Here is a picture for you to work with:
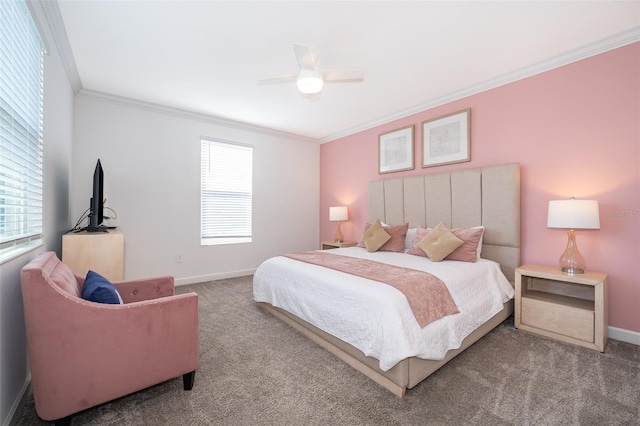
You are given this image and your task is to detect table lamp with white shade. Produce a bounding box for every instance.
[547,198,600,274]
[329,206,348,243]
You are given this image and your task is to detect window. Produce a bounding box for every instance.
[0,1,45,261]
[201,139,253,245]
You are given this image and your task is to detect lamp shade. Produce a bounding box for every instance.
[329,206,348,222]
[547,199,600,229]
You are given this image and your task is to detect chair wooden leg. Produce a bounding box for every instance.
[54,415,72,426]
[183,371,195,390]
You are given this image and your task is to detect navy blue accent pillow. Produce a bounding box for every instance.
[82,270,123,304]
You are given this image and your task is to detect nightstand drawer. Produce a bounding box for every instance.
[521,297,594,342]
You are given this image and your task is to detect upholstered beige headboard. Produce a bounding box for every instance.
[368,163,520,282]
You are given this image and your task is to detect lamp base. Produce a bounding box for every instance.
[559,229,586,274]
[333,222,344,243]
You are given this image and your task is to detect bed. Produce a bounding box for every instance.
[253,162,520,397]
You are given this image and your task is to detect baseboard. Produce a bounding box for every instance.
[3,375,31,426]
[174,268,256,286]
[609,326,640,346]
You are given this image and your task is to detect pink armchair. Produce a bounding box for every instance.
[20,251,199,425]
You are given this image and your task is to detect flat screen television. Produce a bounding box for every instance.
[87,159,105,232]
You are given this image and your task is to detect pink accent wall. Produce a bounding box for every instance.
[320,43,640,333]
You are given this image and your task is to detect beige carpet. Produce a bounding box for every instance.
[17,276,640,425]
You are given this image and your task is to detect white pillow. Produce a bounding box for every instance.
[473,226,485,258]
[404,227,417,252]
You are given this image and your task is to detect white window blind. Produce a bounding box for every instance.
[201,139,253,245]
[0,0,45,258]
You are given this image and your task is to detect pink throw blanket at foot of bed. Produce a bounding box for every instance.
[283,251,459,327]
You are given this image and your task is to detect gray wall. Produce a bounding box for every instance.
[72,94,320,283]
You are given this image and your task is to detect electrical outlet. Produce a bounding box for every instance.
[176,253,183,263]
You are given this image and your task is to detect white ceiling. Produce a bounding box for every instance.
[55,1,640,141]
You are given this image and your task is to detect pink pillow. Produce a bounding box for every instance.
[406,227,430,257]
[407,226,484,262]
[446,227,484,262]
[358,222,409,253]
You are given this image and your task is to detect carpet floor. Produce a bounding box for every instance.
[16,276,640,425]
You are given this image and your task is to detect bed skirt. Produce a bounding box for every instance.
[257,299,514,397]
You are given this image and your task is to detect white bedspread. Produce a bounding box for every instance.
[253,247,514,371]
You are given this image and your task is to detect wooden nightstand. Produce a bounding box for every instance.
[321,241,357,250]
[515,264,608,352]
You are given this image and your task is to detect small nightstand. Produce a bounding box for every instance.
[515,264,608,352]
[321,241,357,250]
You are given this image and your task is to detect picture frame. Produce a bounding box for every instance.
[378,125,414,174]
[422,109,470,168]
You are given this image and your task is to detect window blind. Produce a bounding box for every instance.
[0,0,45,256]
[201,139,253,245]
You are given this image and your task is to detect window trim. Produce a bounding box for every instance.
[200,137,253,246]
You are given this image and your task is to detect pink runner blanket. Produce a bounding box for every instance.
[283,251,459,328]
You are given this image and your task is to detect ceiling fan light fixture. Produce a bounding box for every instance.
[296,71,323,94]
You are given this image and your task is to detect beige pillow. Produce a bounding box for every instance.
[407,225,484,262]
[357,222,408,252]
[362,219,391,252]
[406,226,431,257]
[417,222,463,261]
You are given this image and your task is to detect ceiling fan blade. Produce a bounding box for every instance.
[293,44,317,71]
[257,75,297,85]
[322,69,365,82]
[258,45,365,95]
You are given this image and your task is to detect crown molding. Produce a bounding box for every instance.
[28,1,640,145]
[319,26,640,144]
[37,0,83,94]
[77,89,319,144]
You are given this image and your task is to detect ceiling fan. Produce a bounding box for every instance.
[258,44,365,97]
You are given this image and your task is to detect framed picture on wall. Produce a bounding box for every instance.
[378,125,414,174]
[422,109,470,168]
